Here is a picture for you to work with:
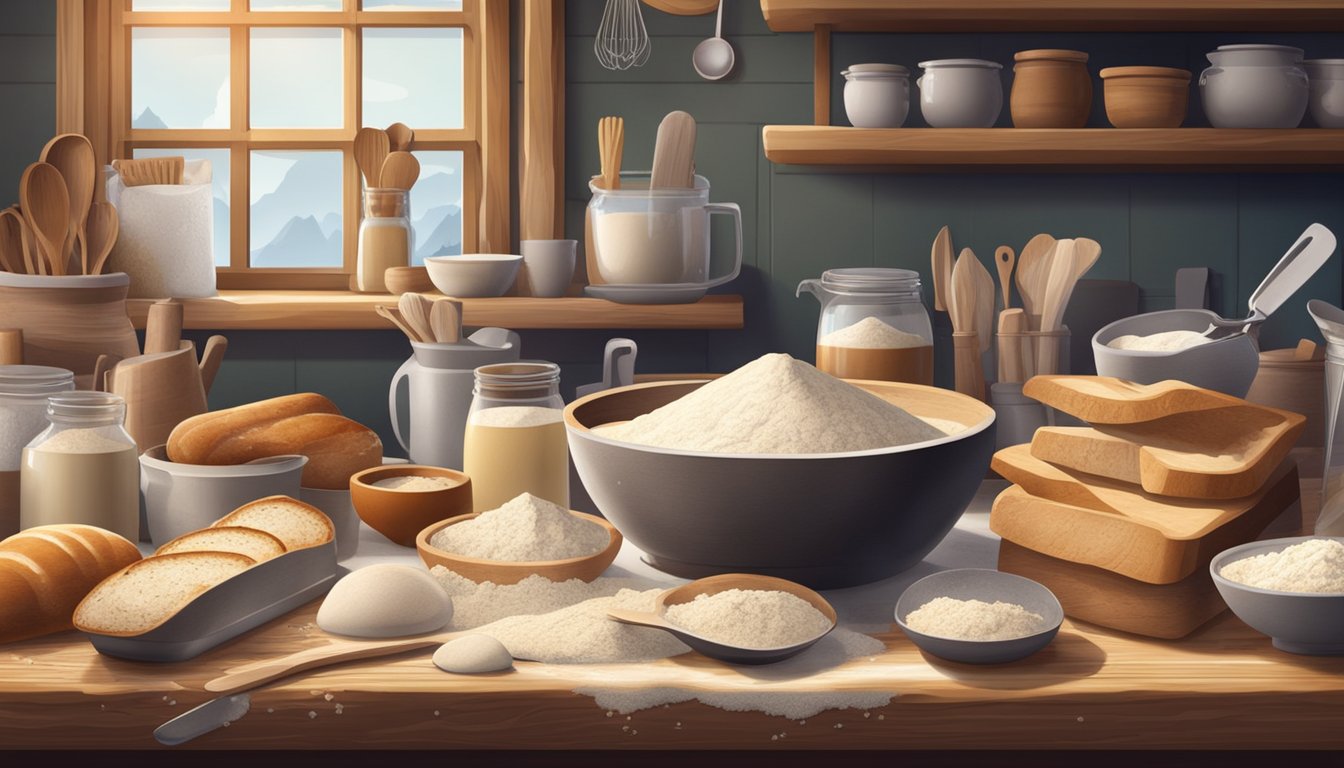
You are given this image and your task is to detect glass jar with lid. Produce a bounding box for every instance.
[0,365,75,537]
[461,362,569,513]
[356,188,413,293]
[797,268,934,385]
[20,391,139,540]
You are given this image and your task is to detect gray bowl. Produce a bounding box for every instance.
[565,380,996,589]
[1092,309,1260,397]
[895,568,1063,664]
[1211,536,1344,655]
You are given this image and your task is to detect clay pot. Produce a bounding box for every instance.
[0,272,140,389]
[1100,66,1191,128]
[1011,49,1092,128]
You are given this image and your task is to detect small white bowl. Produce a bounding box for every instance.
[424,254,522,298]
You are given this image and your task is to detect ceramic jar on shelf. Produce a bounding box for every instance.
[1099,66,1191,128]
[917,59,1004,128]
[1305,59,1344,128]
[1200,44,1308,128]
[1010,49,1092,128]
[842,64,910,128]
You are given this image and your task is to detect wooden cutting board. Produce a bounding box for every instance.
[990,454,1301,584]
[1029,403,1304,499]
[1023,375,1249,424]
[997,540,1227,640]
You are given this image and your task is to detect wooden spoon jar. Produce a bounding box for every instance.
[1011,49,1092,128]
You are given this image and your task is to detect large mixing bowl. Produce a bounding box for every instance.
[1092,309,1260,398]
[565,379,996,589]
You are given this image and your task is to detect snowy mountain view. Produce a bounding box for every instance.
[249,151,343,268]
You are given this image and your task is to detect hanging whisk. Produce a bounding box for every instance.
[595,0,651,71]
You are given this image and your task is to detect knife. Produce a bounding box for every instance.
[154,693,251,746]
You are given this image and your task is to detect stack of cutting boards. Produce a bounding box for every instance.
[990,375,1307,639]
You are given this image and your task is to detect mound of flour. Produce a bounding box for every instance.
[596,353,943,454]
[1219,539,1344,593]
[1108,330,1212,352]
[820,317,926,349]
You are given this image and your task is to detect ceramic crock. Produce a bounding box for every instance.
[1200,44,1308,128]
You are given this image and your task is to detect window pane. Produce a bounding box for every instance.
[363,0,463,9]
[250,151,343,268]
[362,28,463,129]
[251,0,341,9]
[250,29,343,129]
[131,28,229,129]
[134,148,231,267]
[132,0,230,9]
[409,151,463,264]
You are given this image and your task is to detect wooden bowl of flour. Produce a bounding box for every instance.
[350,465,472,547]
[415,510,622,585]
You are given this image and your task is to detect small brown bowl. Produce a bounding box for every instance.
[1100,66,1191,128]
[416,510,622,585]
[350,465,472,546]
[384,266,436,295]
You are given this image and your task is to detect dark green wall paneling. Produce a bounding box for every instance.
[6,2,1344,446]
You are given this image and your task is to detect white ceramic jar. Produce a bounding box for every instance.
[1200,44,1308,128]
[1306,59,1344,128]
[917,59,1004,128]
[842,64,910,128]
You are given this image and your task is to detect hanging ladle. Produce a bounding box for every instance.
[691,0,734,80]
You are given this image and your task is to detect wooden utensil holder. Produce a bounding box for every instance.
[0,273,140,388]
[996,327,1070,382]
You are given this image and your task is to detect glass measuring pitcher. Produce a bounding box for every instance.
[797,268,934,385]
[1311,299,1344,535]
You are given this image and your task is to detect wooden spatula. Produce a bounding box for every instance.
[1015,233,1056,330]
[379,151,420,191]
[930,225,953,313]
[20,162,70,276]
[85,202,119,275]
[398,292,435,343]
[385,122,414,152]
[40,134,95,272]
[354,127,391,189]
[649,110,696,189]
[949,249,985,401]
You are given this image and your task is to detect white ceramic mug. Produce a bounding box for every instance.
[521,239,578,297]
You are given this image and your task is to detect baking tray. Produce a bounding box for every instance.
[85,540,342,662]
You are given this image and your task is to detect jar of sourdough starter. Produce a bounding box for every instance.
[797,268,934,384]
[357,188,412,293]
[0,365,75,538]
[462,362,569,513]
[20,391,139,540]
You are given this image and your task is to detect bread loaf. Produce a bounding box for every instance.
[73,552,255,637]
[166,393,382,489]
[0,525,142,644]
[212,495,334,551]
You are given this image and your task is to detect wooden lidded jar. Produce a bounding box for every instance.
[1011,49,1092,128]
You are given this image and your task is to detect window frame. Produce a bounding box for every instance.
[67,0,509,291]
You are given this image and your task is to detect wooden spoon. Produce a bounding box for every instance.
[385,122,414,152]
[40,134,95,273]
[429,297,462,343]
[397,292,435,343]
[995,245,1016,310]
[649,110,696,189]
[20,162,71,276]
[354,127,390,188]
[1015,233,1057,330]
[949,249,986,401]
[0,208,30,274]
[375,304,424,343]
[930,225,952,313]
[84,202,119,275]
[379,151,420,191]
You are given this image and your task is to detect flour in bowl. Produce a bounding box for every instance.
[663,589,834,649]
[819,317,926,349]
[373,475,459,491]
[430,492,608,562]
[1219,539,1344,593]
[1108,330,1213,352]
[903,597,1048,641]
[596,353,944,454]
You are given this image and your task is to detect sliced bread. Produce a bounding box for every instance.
[73,552,254,637]
[156,526,287,562]
[211,495,334,551]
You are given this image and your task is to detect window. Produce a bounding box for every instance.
[98,0,506,290]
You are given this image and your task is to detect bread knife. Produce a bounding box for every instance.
[154,693,250,746]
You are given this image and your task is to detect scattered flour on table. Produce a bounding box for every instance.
[470,406,562,428]
[431,566,659,629]
[430,492,609,562]
[595,353,942,454]
[663,589,834,649]
[903,597,1048,641]
[1219,539,1344,593]
[1107,330,1213,352]
[819,317,926,349]
[373,475,458,491]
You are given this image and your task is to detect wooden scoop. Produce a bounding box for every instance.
[20,162,71,276]
[379,151,420,191]
[40,133,95,272]
[354,127,390,188]
[84,201,119,275]
[606,573,837,665]
[385,122,414,152]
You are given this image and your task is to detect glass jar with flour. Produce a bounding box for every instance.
[356,188,413,293]
[462,362,568,513]
[0,366,75,538]
[20,391,139,540]
[797,268,934,385]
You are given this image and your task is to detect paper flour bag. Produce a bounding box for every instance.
[106,158,216,298]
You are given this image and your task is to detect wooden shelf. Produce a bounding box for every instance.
[126,292,744,331]
[759,0,1344,32]
[762,126,1344,171]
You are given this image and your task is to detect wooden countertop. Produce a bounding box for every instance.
[2,478,1341,751]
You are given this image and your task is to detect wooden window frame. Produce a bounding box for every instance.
[62,0,511,292]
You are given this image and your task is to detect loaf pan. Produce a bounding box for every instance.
[85,540,341,662]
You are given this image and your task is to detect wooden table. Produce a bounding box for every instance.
[2,479,1341,751]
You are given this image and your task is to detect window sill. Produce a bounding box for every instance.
[126,291,744,331]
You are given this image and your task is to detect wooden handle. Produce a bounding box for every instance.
[0,329,22,365]
[198,335,228,394]
[995,246,1015,310]
[997,310,1027,384]
[204,635,451,696]
[953,331,985,401]
[1035,332,1063,376]
[144,300,183,355]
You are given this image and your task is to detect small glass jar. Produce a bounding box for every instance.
[798,268,934,385]
[20,391,139,540]
[461,362,569,514]
[0,365,75,537]
[357,188,413,293]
